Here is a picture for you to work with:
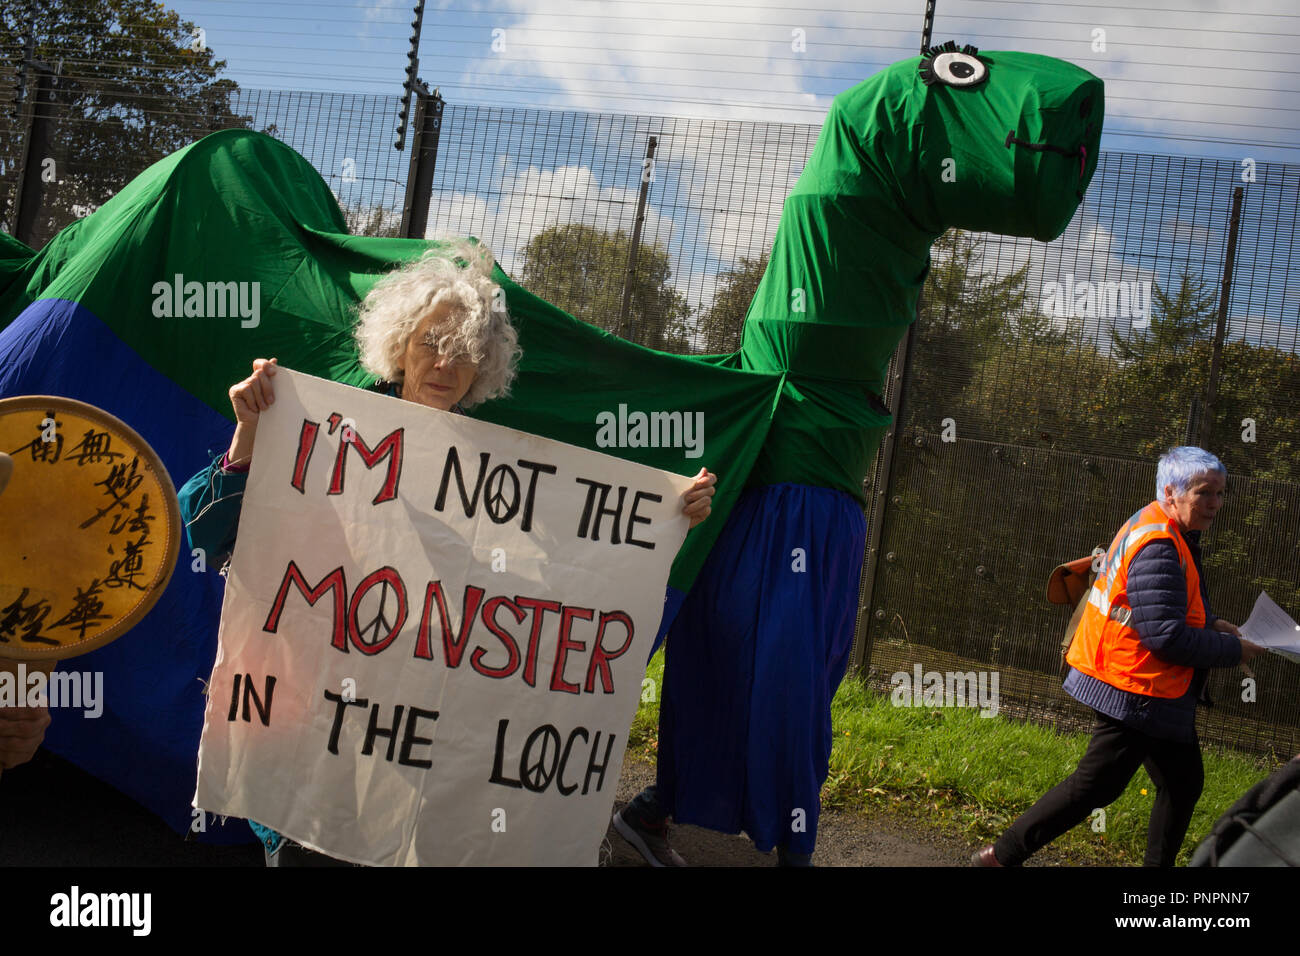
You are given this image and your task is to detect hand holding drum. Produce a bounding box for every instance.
[0,397,182,773]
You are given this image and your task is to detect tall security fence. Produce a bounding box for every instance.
[4,72,1298,757]
[0,62,415,247]
[855,153,1300,758]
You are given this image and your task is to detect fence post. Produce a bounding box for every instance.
[400,88,444,240]
[921,0,937,51]
[13,65,58,249]
[849,0,940,675]
[618,136,657,341]
[1198,185,1244,449]
[1184,395,1201,446]
[849,301,920,674]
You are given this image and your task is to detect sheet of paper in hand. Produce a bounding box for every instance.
[1240,591,1300,664]
[194,368,693,864]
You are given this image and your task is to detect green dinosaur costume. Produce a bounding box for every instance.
[628,43,1102,856]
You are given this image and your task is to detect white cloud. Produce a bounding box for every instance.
[411,1,1299,161]
[420,160,673,278]
[448,1,914,122]
[361,0,405,22]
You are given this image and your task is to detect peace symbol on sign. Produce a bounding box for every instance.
[357,580,395,645]
[520,724,562,792]
[347,567,408,654]
[484,464,520,524]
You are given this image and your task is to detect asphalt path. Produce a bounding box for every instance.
[0,747,1048,867]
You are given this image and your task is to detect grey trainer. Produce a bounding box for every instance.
[613,807,687,867]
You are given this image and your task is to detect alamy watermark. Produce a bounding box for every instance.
[890,664,1000,717]
[151,273,261,328]
[595,404,704,459]
[49,885,150,935]
[1040,274,1150,328]
[0,664,103,718]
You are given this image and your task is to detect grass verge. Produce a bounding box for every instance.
[627,651,1285,865]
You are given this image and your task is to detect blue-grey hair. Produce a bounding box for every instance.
[1155,446,1226,499]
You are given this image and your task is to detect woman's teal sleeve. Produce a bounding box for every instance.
[177,453,249,570]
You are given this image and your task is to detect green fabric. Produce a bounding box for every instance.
[0,47,1102,592]
[0,230,37,321]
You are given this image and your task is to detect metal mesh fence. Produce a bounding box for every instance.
[425,103,1300,757]
[859,152,1300,757]
[231,89,411,238]
[3,69,1298,756]
[428,104,815,353]
[0,75,409,247]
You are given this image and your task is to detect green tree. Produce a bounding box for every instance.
[1101,268,1300,480]
[342,202,402,238]
[1099,268,1219,461]
[1109,268,1216,364]
[1206,341,1300,481]
[963,322,1112,450]
[695,254,766,354]
[519,222,691,353]
[1,0,253,240]
[908,228,1032,436]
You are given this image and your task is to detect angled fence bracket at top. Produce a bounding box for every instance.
[400,88,445,241]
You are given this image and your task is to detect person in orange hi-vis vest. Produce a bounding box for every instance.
[973,446,1265,867]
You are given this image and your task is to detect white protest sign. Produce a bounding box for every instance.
[195,368,692,865]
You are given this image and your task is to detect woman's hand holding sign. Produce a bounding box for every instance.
[682,468,717,529]
[226,357,279,468]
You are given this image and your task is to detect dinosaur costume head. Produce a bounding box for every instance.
[898,43,1102,241]
[739,44,1104,494]
[780,42,1104,254]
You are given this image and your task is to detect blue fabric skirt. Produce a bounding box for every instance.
[655,482,866,855]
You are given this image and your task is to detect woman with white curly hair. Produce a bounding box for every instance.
[234,238,520,460]
[179,238,717,865]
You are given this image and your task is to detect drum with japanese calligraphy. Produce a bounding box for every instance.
[0,395,182,662]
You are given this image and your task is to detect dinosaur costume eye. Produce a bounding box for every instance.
[919,42,988,88]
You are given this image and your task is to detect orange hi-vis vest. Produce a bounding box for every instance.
[1066,501,1206,698]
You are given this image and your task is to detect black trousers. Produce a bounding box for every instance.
[995,710,1204,867]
